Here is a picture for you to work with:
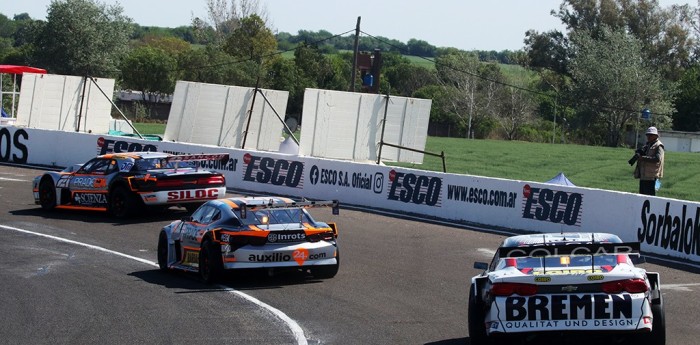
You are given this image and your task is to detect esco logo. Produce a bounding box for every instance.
[242,153,304,188]
[521,184,583,226]
[98,137,158,155]
[387,169,442,206]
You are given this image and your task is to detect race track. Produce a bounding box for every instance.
[1,164,698,345]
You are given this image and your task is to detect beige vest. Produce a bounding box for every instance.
[634,140,664,180]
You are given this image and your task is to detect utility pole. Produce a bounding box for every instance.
[349,16,361,92]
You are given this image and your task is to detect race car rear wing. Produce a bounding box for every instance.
[240,199,340,219]
[167,153,230,162]
[166,153,229,172]
[497,242,641,258]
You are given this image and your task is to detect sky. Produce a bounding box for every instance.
[0,0,695,51]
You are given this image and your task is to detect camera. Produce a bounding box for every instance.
[628,149,644,166]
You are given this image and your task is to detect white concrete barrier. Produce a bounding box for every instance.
[1,125,698,267]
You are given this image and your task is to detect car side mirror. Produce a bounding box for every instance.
[474,262,489,270]
[181,216,193,222]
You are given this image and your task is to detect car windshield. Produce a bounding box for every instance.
[133,158,194,171]
[239,208,313,225]
[496,254,629,273]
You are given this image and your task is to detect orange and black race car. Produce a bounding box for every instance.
[32,151,229,218]
[157,196,339,283]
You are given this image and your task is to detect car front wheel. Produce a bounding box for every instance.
[38,178,56,211]
[157,231,169,271]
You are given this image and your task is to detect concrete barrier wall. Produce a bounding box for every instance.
[2,125,698,267]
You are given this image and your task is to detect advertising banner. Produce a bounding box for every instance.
[1,125,697,266]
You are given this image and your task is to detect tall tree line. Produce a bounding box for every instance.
[2,0,700,147]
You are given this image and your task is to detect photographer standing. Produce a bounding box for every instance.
[631,127,665,196]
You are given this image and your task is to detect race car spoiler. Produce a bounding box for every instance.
[167,153,230,163]
[498,242,641,258]
[240,199,340,219]
[166,153,229,172]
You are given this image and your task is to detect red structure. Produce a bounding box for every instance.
[0,65,47,75]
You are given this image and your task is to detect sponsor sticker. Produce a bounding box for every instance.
[73,192,108,206]
[504,294,634,322]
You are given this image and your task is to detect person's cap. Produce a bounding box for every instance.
[645,126,658,135]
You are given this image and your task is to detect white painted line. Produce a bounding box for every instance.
[478,248,496,257]
[0,177,27,182]
[0,224,308,345]
[661,283,700,292]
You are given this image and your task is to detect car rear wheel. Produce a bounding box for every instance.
[311,252,339,279]
[468,284,489,345]
[199,238,223,284]
[38,178,56,211]
[157,231,169,271]
[109,186,135,218]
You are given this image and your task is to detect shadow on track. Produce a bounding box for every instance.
[424,338,469,345]
[10,206,191,225]
[129,268,325,292]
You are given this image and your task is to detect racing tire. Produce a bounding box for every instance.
[638,295,666,345]
[199,238,223,284]
[109,186,136,218]
[311,252,340,279]
[468,284,489,345]
[157,231,169,271]
[38,178,56,211]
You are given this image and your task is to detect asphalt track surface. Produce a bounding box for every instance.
[1,164,699,345]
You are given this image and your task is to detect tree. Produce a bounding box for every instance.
[0,13,16,39]
[176,45,257,86]
[495,84,536,140]
[524,29,570,75]
[194,0,268,46]
[223,14,276,62]
[414,85,465,136]
[527,0,694,81]
[435,51,504,138]
[138,35,191,55]
[384,63,438,97]
[267,57,308,117]
[406,39,436,57]
[34,0,133,77]
[120,46,177,97]
[673,65,700,131]
[567,26,671,146]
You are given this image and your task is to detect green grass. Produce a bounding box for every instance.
[133,122,166,135]
[134,128,699,202]
[403,55,435,69]
[388,137,700,202]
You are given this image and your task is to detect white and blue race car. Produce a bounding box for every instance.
[469,232,664,345]
[157,196,340,283]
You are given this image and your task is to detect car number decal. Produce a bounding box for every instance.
[120,162,133,172]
